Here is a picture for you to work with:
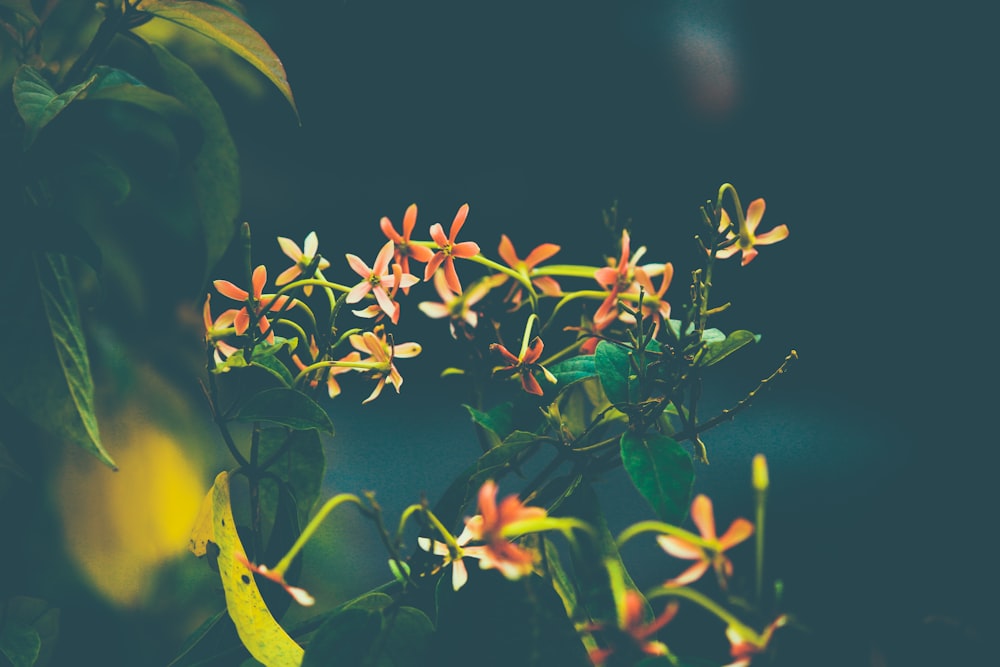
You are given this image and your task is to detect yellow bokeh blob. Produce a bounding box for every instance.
[57,405,206,607]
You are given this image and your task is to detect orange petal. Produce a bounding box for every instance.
[689,494,717,541]
[718,517,754,550]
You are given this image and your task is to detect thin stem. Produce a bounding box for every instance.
[614,520,708,551]
[272,494,367,574]
[646,585,763,646]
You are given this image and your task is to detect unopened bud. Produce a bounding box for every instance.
[752,453,769,492]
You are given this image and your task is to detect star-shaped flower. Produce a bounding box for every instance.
[346,240,419,323]
[348,326,421,403]
[497,234,561,307]
[275,231,331,296]
[715,198,789,266]
[423,203,481,293]
[491,335,557,396]
[657,494,754,588]
[380,204,435,291]
[592,230,667,330]
[291,337,361,399]
[417,271,492,338]
[213,265,294,344]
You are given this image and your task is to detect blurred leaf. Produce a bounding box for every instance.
[258,428,325,534]
[0,597,59,667]
[210,471,304,666]
[188,483,215,557]
[258,480,302,621]
[620,432,693,524]
[137,0,299,120]
[0,621,39,667]
[301,607,381,667]
[700,330,760,367]
[233,387,335,434]
[149,42,241,278]
[0,0,39,25]
[35,253,116,469]
[13,66,98,148]
[462,401,513,450]
[166,609,247,667]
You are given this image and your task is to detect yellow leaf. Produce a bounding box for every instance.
[188,484,215,557]
[211,471,304,667]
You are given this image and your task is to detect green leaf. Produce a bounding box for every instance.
[594,340,638,406]
[301,608,382,667]
[13,66,99,148]
[258,428,325,530]
[250,354,295,387]
[149,42,241,278]
[35,253,116,469]
[136,0,299,120]
[547,354,596,387]
[462,401,513,450]
[700,329,760,367]
[544,376,624,444]
[620,432,693,524]
[233,387,334,433]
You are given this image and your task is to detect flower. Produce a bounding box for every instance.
[588,590,678,666]
[723,615,788,667]
[490,335,557,396]
[417,527,486,592]
[496,234,561,307]
[348,325,421,403]
[346,240,419,323]
[657,494,754,588]
[465,479,547,579]
[202,294,240,364]
[234,551,315,606]
[417,479,544,588]
[275,231,331,296]
[417,270,491,338]
[628,262,674,335]
[715,198,789,266]
[380,204,435,289]
[592,230,668,330]
[213,265,294,344]
[423,203,481,293]
[291,337,361,399]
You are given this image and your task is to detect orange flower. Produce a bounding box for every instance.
[715,198,789,266]
[657,494,753,588]
[291,337,361,399]
[592,230,668,329]
[213,265,294,344]
[348,326,421,403]
[588,590,678,666]
[497,233,561,307]
[418,270,490,338]
[380,204,435,289]
[463,479,547,580]
[423,203,480,293]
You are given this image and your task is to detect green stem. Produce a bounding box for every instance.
[273,493,367,574]
[614,520,708,551]
[646,585,763,645]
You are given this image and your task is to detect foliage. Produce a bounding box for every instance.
[0,3,797,665]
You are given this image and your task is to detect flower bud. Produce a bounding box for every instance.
[752,453,769,492]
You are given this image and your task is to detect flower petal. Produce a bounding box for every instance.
[656,535,703,560]
[663,560,711,587]
[497,234,519,267]
[214,279,249,301]
[744,198,766,234]
[277,236,303,261]
[449,203,470,240]
[718,517,754,550]
[251,265,267,300]
[345,253,372,279]
[524,242,560,268]
[690,494,717,541]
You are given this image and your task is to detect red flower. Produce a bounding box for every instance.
[723,615,788,667]
[491,335,556,396]
[423,203,481,293]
